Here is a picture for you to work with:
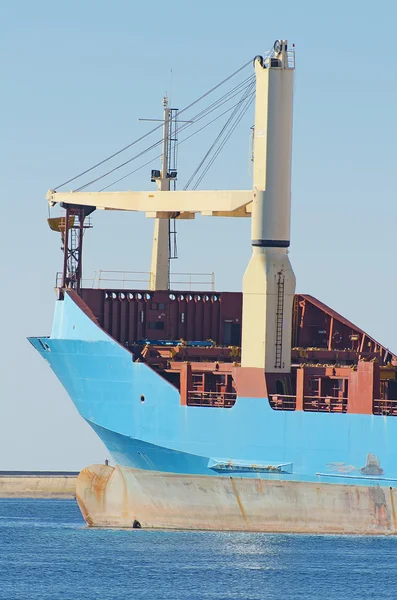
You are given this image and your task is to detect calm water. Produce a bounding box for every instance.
[0,499,397,599]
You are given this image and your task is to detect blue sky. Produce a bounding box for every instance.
[1,0,396,469]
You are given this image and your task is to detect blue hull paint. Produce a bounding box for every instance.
[29,293,397,486]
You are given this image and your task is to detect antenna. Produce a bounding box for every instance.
[139,99,182,288]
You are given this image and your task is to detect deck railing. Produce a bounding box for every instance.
[373,399,397,416]
[187,391,236,408]
[186,395,397,415]
[56,270,216,291]
[269,395,296,411]
[96,270,216,291]
[303,396,347,413]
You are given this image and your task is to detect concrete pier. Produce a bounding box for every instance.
[0,471,77,498]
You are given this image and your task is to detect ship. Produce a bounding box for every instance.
[29,40,397,534]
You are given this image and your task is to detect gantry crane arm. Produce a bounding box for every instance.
[46,189,253,218]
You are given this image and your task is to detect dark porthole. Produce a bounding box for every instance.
[140,395,145,403]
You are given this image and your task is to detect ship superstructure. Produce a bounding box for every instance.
[29,41,397,533]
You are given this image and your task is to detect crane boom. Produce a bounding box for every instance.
[46,189,253,218]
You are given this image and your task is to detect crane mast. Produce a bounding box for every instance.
[149,98,179,290]
[47,40,296,373]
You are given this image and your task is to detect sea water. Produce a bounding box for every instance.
[0,499,396,599]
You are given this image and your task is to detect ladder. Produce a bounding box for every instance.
[291,294,299,348]
[275,272,285,368]
[168,108,179,263]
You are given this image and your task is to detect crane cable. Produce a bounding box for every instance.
[193,90,255,189]
[98,92,255,192]
[74,74,255,192]
[52,58,255,191]
[184,79,255,190]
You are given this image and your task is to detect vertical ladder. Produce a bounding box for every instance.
[275,272,285,368]
[70,222,78,281]
[168,108,179,264]
[68,215,81,289]
[168,219,178,260]
[291,294,299,348]
[62,209,93,293]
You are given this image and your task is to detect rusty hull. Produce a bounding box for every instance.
[76,464,397,534]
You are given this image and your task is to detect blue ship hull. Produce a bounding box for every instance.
[29,293,397,532]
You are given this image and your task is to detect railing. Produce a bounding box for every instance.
[373,399,397,416]
[55,271,100,289]
[267,45,295,70]
[269,394,296,411]
[55,271,92,289]
[55,270,216,291]
[97,270,150,288]
[170,272,215,291]
[303,396,347,413]
[287,49,295,69]
[187,391,236,408]
[268,396,397,415]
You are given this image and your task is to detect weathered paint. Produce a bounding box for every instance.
[77,464,397,534]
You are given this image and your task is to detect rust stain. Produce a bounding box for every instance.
[76,492,93,526]
[120,467,133,522]
[76,465,397,534]
[230,478,248,525]
[92,474,108,501]
[370,486,390,530]
[76,465,115,525]
[390,487,397,532]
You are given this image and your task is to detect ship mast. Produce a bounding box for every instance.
[149,97,171,290]
[148,97,179,290]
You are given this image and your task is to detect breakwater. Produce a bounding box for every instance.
[0,472,77,498]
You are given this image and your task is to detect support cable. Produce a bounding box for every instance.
[98,95,254,191]
[52,58,254,191]
[74,75,255,192]
[184,80,255,190]
[193,90,255,189]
